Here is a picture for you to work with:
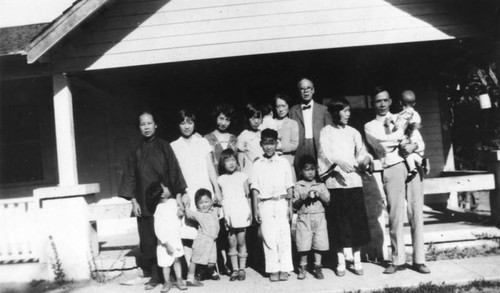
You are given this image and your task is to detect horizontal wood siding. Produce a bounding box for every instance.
[416,89,446,178]
[51,0,479,72]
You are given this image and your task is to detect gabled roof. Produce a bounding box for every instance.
[0,24,48,56]
[26,0,112,64]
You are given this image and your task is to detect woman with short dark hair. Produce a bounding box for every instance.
[318,98,372,277]
[119,111,187,290]
[204,103,238,175]
[273,93,299,180]
[171,108,223,283]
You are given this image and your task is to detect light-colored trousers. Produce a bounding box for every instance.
[259,199,294,273]
[383,162,425,265]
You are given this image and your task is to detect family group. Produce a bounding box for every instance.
[119,78,430,292]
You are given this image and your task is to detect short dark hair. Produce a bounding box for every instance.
[261,128,278,141]
[245,103,262,119]
[194,188,212,208]
[329,98,351,125]
[261,103,273,116]
[218,148,238,175]
[175,108,196,125]
[145,181,163,214]
[138,110,159,127]
[213,103,235,121]
[273,93,293,108]
[298,154,317,170]
[371,86,387,98]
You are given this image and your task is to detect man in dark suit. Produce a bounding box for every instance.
[289,78,333,175]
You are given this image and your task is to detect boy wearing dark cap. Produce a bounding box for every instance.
[251,128,294,282]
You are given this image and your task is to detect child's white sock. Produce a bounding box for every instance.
[337,252,346,270]
[353,250,362,270]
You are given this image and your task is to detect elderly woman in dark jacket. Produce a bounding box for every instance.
[119,111,187,290]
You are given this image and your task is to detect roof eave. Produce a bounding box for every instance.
[26,0,112,64]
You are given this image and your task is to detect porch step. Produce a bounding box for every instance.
[93,231,139,271]
[92,247,138,271]
[92,215,500,272]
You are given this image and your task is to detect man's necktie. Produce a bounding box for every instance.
[384,117,393,134]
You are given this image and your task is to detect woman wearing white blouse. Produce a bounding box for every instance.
[171,109,222,275]
[318,98,372,277]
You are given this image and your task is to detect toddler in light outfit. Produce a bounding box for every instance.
[184,189,220,287]
[146,182,186,292]
[293,155,330,280]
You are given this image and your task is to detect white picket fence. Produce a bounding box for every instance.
[0,197,39,263]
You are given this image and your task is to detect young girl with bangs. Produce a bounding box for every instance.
[217,148,252,281]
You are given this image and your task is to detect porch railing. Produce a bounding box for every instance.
[0,197,39,263]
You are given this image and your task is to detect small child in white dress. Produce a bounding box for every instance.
[146,181,186,292]
[217,148,252,281]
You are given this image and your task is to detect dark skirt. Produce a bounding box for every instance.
[137,216,157,259]
[327,187,371,248]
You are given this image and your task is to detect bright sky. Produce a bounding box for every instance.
[0,0,74,28]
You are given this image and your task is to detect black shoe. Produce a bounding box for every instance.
[278,271,289,281]
[313,265,324,279]
[297,266,306,280]
[238,269,246,281]
[412,263,431,274]
[406,170,418,183]
[210,273,220,281]
[229,270,239,282]
[144,279,159,290]
[383,264,406,274]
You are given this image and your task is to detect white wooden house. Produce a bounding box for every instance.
[1,0,499,281]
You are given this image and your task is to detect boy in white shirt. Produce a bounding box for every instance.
[251,128,294,282]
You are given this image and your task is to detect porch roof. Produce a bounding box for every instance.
[0,24,48,56]
[26,0,491,73]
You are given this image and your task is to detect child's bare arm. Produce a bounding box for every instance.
[244,179,252,219]
[252,188,261,223]
[317,184,330,205]
[206,153,222,203]
[286,186,293,221]
[184,201,197,220]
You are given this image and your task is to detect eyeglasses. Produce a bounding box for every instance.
[300,87,313,92]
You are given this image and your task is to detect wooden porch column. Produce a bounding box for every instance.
[31,74,99,281]
[52,73,78,186]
